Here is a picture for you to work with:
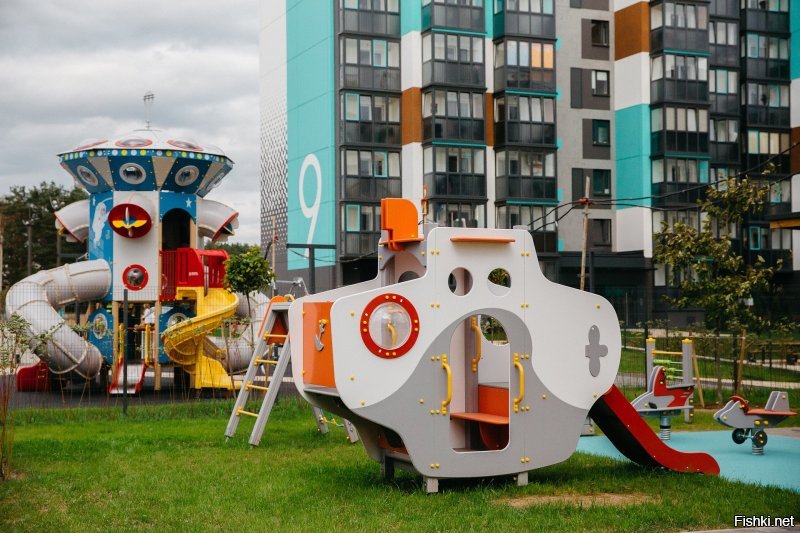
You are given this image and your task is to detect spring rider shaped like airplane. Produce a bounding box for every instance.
[288,199,718,492]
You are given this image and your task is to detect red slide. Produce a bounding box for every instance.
[589,385,719,475]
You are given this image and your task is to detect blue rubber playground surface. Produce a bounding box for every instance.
[577,431,800,493]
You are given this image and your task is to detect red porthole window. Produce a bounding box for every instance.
[360,293,420,359]
[122,264,148,291]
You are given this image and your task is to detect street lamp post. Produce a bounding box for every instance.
[51,199,65,267]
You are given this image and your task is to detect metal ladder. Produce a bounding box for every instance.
[224,300,359,446]
[225,301,294,446]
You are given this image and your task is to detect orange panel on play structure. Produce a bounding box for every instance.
[380,198,422,251]
[478,384,509,418]
[302,302,336,388]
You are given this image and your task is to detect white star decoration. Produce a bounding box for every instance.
[185,198,192,208]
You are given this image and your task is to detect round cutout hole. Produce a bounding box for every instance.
[487,268,511,296]
[448,268,472,295]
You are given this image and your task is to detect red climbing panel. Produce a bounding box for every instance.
[589,385,720,475]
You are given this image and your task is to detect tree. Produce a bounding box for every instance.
[223,246,275,346]
[204,241,255,259]
[0,315,52,480]
[654,176,779,403]
[0,182,88,289]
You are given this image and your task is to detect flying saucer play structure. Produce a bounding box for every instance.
[288,198,719,492]
[8,129,265,392]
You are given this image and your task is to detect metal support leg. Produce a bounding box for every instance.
[423,476,439,494]
[343,419,360,443]
[517,471,529,487]
[382,457,395,481]
[312,406,330,434]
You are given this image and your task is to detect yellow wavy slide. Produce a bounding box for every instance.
[161,287,239,389]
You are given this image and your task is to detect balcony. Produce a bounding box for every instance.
[710,0,738,18]
[423,116,485,143]
[339,65,400,92]
[764,202,792,218]
[651,181,704,207]
[340,121,401,145]
[532,230,557,255]
[422,60,485,88]
[495,176,556,201]
[160,248,227,301]
[710,93,739,115]
[339,8,400,36]
[341,176,401,202]
[494,12,555,39]
[742,104,790,128]
[743,153,790,174]
[740,8,789,34]
[651,28,709,54]
[494,65,555,93]
[495,121,555,147]
[745,249,791,271]
[742,58,790,81]
[709,44,739,67]
[424,172,486,199]
[340,231,381,258]
[422,2,484,32]
[710,141,739,164]
[651,131,709,156]
[650,79,709,105]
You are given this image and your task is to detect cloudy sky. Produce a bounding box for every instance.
[0,0,261,243]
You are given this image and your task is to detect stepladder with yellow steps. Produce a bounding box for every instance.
[224,296,359,446]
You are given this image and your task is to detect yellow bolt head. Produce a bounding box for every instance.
[754,420,761,426]
[350,375,355,381]
[541,394,547,400]
[764,420,769,425]
[419,398,424,404]
[360,400,365,406]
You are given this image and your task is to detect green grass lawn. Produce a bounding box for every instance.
[1,399,798,532]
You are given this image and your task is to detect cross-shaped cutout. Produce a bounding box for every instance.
[585,325,607,377]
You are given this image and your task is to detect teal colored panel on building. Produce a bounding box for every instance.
[699,160,709,183]
[485,2,493,37]
[401,0,422,34]
[287,0,336,270]
[615,104,651,207]
[557,238,564,252]
[792,2,800,79]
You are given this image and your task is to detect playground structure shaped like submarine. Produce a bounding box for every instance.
[289,198,719,492]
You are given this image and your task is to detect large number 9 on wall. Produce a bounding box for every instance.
[299,154,322,258]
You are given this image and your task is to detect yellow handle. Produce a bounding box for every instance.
[513,353,524,413]
[283,293,296,302]
[470,316,482,372]
[386,323,397,346]
[441,354,452,415]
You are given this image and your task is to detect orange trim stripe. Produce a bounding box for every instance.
[615,2,649,61]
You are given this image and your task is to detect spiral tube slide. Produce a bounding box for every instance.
[208,291,270,373]
[5,260,111,379]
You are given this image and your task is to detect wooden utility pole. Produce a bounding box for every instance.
[579,177,591,291]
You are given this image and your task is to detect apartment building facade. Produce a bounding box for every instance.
[260,0,799,319]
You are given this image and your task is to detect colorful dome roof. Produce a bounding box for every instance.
[57,128,234,197]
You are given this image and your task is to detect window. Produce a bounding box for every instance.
[655,54,707,80]
[664,2,707,28]
[506,0,553,14]
[344,93,359,120]
[658,106,708,132]
[592,219,612,245]
[746,130,789,155]
[709,21,738,45]
[591,20,609,47]
[592,120,610,146]
[503,40,554,70]
[497,204,555,231]
[432,201,486,228]
[709,69,737,94]
[744,34,789,59]
[745,83,789,107]
[709,119,739,143]
[342,149,401,178]
[592,70,609,96]
[748,226,761,251]
[592,169,610,196]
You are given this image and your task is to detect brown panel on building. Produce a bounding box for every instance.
[485,92,494,147]
[792,127,800,175]
[614,2,649,61]
[402,88,422,145]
